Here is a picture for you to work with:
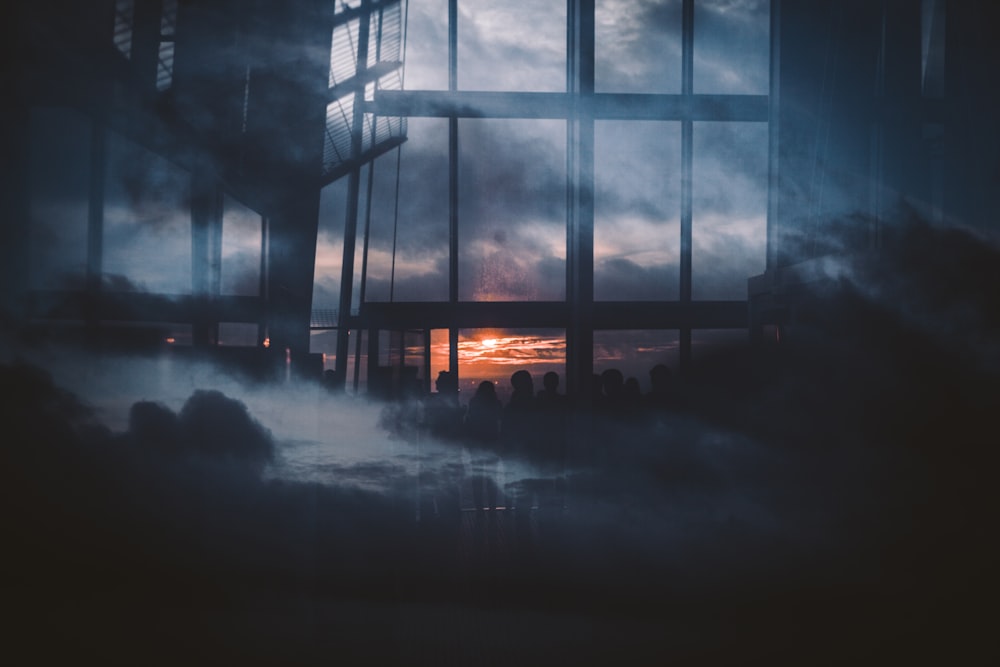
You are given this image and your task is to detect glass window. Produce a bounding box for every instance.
[402,0,449,90]
[595,120,681,301]
[692,121,767,300]
[458,328,566,403]
[220,196,261,296]
[596,0,682,93]
[594,329,679,393]
[103,133,191,294]
[458,0,565,92]
[458,119,566,302]
[694,0,770,94]
[218,322,258,347]
[365,118,450,303]
[313,178,350,316]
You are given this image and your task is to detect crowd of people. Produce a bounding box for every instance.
[400,364,677,455]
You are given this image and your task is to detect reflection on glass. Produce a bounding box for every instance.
[692,122,767,300]
[459,0,565,92]
[312,178,349,313]
[403,0,449,90]
[365,118,450,303]
[459,119,566,302]
[694,0,770,94]
[596,0,682,93]
[218,322,258,346]
[456,328,566,401]
[220,196,261,296]
[595,121,681,301]
[103,133,191,294]
[593,329,680,393]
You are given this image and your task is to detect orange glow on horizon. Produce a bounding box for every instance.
[430,329,567,384]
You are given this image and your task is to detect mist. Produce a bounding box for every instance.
[2,219,996,664]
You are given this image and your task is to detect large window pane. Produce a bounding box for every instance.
[365,118,450,303]
[694,0,770,94]
[594,329,680,393]
[595,121,681,301]
[220,196,261,296]
[692,122,768,300]
[403,0,449,90]
[596,0,682,93]
[103,133,191,294]
[458,0,565,92]
[312,178,350,315]
[458,328,566,403]
[459,119,566,302]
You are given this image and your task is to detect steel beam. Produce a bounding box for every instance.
[679,0,694,370]
[448,0,460,385]
[370,90,768,122]
[334,6,373,388]
[358,301,747,332]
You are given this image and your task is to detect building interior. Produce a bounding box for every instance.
[3,2,999,662]
[4,0,995,401]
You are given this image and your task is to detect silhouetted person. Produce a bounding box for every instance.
[645,363,673,420]
[500,370,537,511]
[535,371,568,507]
[620,376,643,420]
[535,371,569,462]
[536,371,565,409]
[624,377,641,402]
[600,368,627,417]
[465,381,502,445]
[424,370,464,439]
[591,373,605,408]
[503,370,536,447]
[464,381,504,511]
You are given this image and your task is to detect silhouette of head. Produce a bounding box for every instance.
[511,370,533,395]
[542,371,559,393]
[649,364,671,392]
[474,380,497,400]
[436,370,457,395]
[601,368,624,397]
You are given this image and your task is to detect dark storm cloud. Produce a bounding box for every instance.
[594,256,679,300]
[458,119,566,226]
[350,116,570,301]
[362,259,449,302]
[595,0,684,93]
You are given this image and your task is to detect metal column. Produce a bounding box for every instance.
[335,5,373,387]
[447,0,460,386]
[566,0,595,401]
[679,0,694,369]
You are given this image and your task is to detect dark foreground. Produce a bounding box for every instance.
[2,223,998,664]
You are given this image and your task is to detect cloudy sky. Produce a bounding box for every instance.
[319,0,770,301]
[310,0,771,383]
